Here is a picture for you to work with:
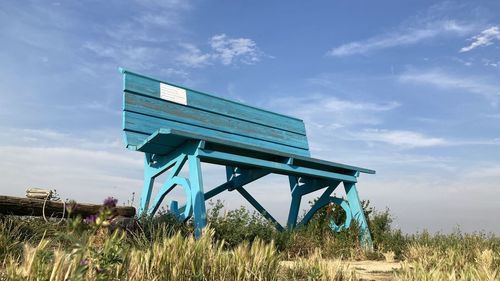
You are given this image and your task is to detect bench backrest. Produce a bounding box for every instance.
[121,69,310,157]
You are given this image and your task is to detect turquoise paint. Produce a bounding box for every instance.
[187,142,207,239]
[121,68,375,249]
[124,111,310,156]
[197,149,358,183]
[301,196,353,232]
[236,187,285,231]
[121,68,307,135]
[124,92,308,149]
[344,182,374,251]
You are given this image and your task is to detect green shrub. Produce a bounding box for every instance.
[207,200,278,248]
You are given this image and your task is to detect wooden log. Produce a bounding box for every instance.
[0,195,136,218]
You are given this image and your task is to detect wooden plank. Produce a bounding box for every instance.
[138,131,189,154]
[196,149,358,183]
[0,195,136,218]
[138,129,307,158]
[292,156,376,175]
[133,128,374,175]
[123,130,175,151]
[124,92,309,149]
[124,111,311,156]
[202,141,372,174]
[121,69,307,135]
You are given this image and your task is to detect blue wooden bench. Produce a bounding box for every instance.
[120,68,376,249]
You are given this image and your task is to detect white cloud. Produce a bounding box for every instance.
[347,128,500,149]
[482,59,500,68]
[176,43,212,68]
[177,34,266,67]
[464,164,500,178]
[323,98,400,112]
[83,42,154,62]
[133,0,192,28]
[0,127,144,204]
[264,95,400,154]
[399,68,500,104]
[134,0,191,10]
[209,34,262,65]
[460,26,500,52]
[269,94,399,115]
[138,13,177,27]
[353,129,448,148]
[328,20,474,57]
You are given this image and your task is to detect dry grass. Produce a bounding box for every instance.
[395,244,499,281]
[1,228,358,281]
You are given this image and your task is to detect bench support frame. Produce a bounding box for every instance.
[138,140,373,250]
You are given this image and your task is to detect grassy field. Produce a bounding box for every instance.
[0,199,498,280]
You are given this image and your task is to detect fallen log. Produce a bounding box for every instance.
[0,195,136,218]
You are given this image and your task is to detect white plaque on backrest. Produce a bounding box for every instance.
[160,83,187,105]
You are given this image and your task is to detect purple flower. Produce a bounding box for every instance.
[103,197,118,208]
[85,214,98,224]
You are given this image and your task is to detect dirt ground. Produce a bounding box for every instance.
[281,260,402,281]
[351,260,401,281]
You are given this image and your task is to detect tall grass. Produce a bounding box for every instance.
[396,245,499,280]
[1,199,499,280]
[2,227,281,280]
[0,224,356,281]
[395,232,500,281]
[280,250,358,281]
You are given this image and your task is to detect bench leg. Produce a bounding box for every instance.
[188,153,207,239]
[298,183,338,226]
[138,151,189,217]
[138,154,155,216]
[225,166,284,231]
[236,186,284,231]
[344,182,373,251]
[287,176,301,229]
[287,195,302,229]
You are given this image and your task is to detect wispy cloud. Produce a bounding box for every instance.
[464,164,500,178]
[133,0,192,27]
[353,129,448,148]
[76,0,195,79]
[134,0,191,10]
[177,34,267,67]
[0,127,284,214]
[264,94,400,154]
[0,128,142,202]
[176,43,213,68]
[328,20,474,57]
[349,128,500,149]
[460,26,500,52]
[399,68,500,104]
[267,94,400,127]
[210,34,263,65]
[327,1,484,57]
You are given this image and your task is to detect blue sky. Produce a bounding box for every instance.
[1,0,500,234]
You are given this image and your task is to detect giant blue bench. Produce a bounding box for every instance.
[120,68,375,249]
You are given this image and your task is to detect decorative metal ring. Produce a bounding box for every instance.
[168,177,193,222]
[327,197,352,232]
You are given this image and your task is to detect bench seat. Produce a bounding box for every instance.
[138,128,375,180]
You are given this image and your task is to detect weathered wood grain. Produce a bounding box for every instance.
[124,92,308,148]
[122,70,307,135]
[0,196,136,218]
[124,111,310,156]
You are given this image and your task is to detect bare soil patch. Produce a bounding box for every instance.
[280,260,401,281]
[351,260,401,281]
